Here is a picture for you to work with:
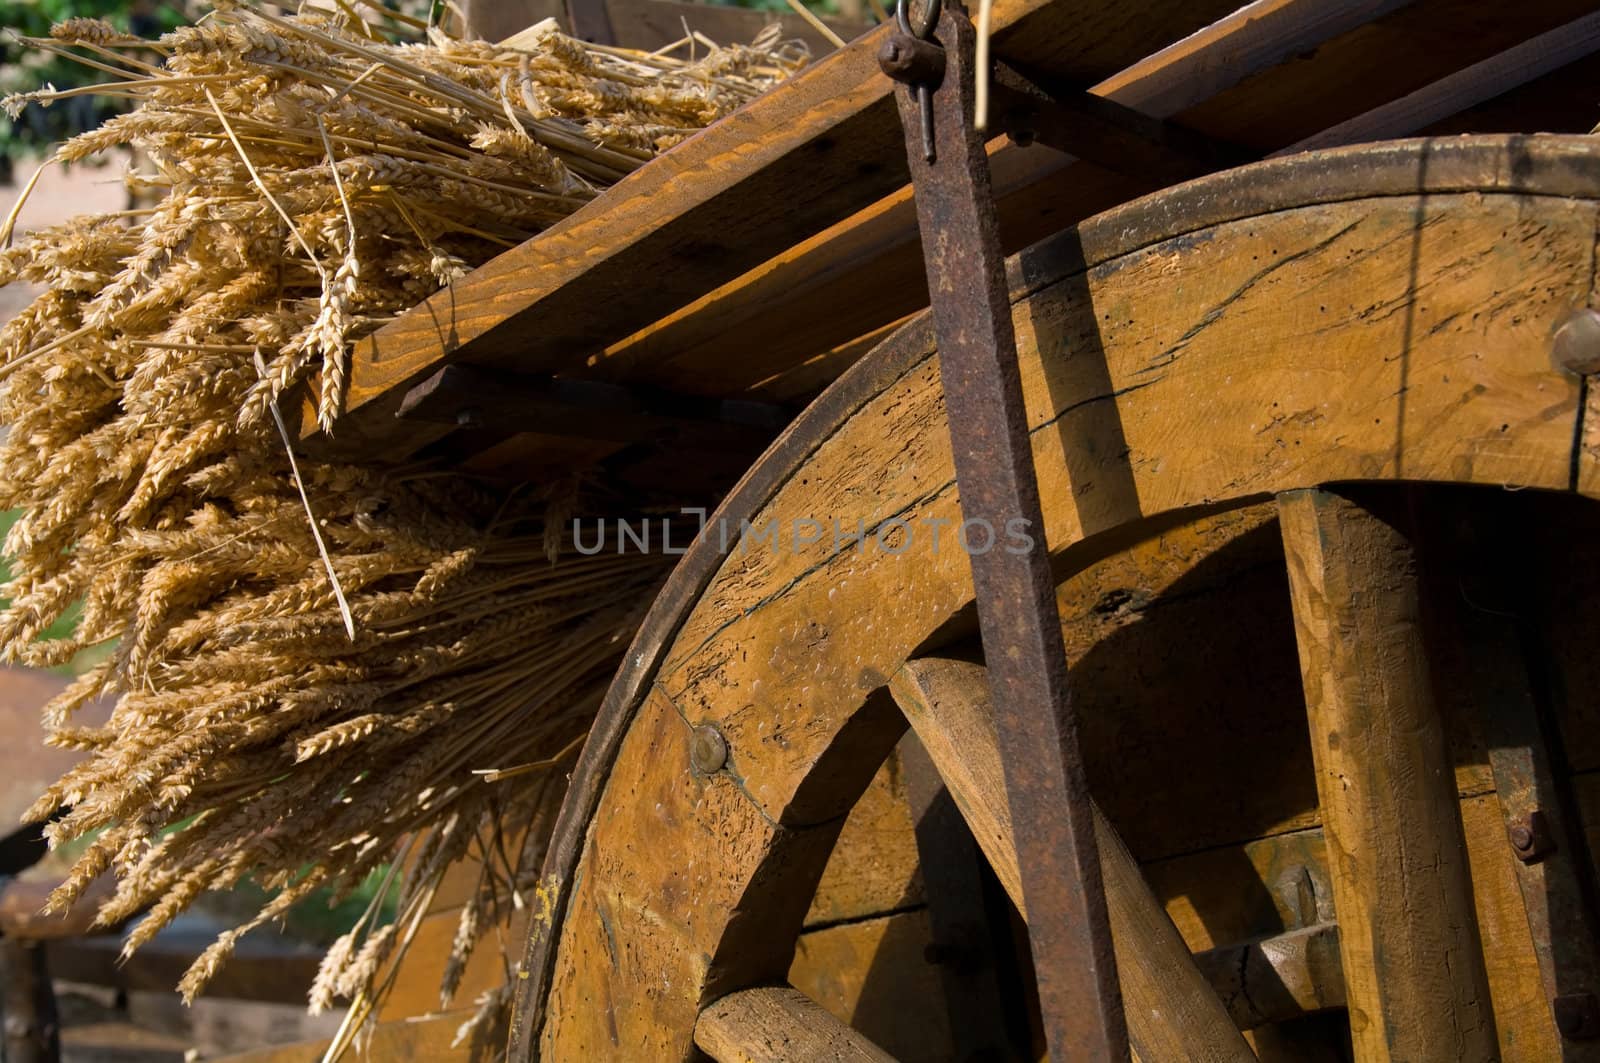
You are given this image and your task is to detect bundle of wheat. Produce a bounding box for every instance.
[0,3,803,1049]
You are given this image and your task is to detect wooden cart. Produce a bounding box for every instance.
[247,0,1600,1058]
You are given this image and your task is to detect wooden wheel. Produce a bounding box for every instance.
[510,134,1600,1060]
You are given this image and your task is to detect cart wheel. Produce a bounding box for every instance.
[510,134,1600,1061]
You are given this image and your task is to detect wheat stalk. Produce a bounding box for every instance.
[0,5,804,1054]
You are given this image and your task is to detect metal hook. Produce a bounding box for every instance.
[895,0,941,41]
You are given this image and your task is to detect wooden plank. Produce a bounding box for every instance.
[1277,488,1496,1062]
[787,910,955,1062]
[694,986,897,1063]
[214,1011,474,1063]
[46,934,321,1006]
[889,657,1253,1062]
[576,1,1586,417]
[318,0,1251,459]
[395,363,787,450]
[1283,10,1600,155]
[1173,0,1600,152]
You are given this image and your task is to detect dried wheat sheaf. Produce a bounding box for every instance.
[0,3,803,1049]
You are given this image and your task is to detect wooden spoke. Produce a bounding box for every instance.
[694,986,897,1063]
[889,657,1254,1062]
[1277,488,1497,1062]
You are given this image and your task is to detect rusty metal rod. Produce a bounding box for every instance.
[883,4,1126,1057]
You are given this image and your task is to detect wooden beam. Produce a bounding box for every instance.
[396,363,788,450]
[313,0,1252,460]
[992,60,1246,183]
[890,657,1253,1063]
[694,986,896,1063]
[1282,10,1600,155]
[572,0,1513,406]
[1277,488,1497,1062]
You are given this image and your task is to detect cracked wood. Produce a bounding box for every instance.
[1278,488,1496,1062]
[533,167,1593,1060]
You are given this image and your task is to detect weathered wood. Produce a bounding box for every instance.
[1416,491,1600,1058]
[1192,923,1345,1029]
[396,363,787,450]
[992,60,1245,183]
[694,986,896,1063]
[1148,793,1564,1060]
[899,739,1012,1061]
[525,143,1597,1059]
[787,910,955,1061]
[1277,488,1496,1061]
[1175,0,1600,153]
[0,938,58,1063]
[316,0,1254,459]
[1284,10,1600,155]
[890,657,1252,1061]
[45,934,321,1006]
[804,749,923,929]
[329,5,1592,465]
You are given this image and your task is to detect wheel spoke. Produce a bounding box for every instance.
[1277,487,1497,1062]
[891,657,1255,1061]
[695,986,897,1062]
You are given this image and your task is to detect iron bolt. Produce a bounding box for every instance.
[689,724,729,774]
[1508,810,1557,863]
[1554,992,1600,1040]
[877,32,946,86]
[1551,308,1600,376]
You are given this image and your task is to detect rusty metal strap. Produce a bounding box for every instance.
[881,4,1127,1058]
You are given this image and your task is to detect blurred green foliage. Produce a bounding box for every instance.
[0,1,190,164]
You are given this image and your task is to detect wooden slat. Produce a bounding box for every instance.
[1283,10,1600,154]
[46,934,321,1006]
[889,657,1253,1062]
[316,0,1247,459]
[576,0,1568,409]
[1173,0,1600,152]
[1277,488,1497,1062]
[694,986,897,1063]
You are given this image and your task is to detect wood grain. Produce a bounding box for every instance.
[694,986,896,1063]
[787,910,954,1062]
[889,657,1252,1062]
[531,155,1595,1058]
[803,749,923,929]
[321,0,1246,459]
[1277,488,1496,1062]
